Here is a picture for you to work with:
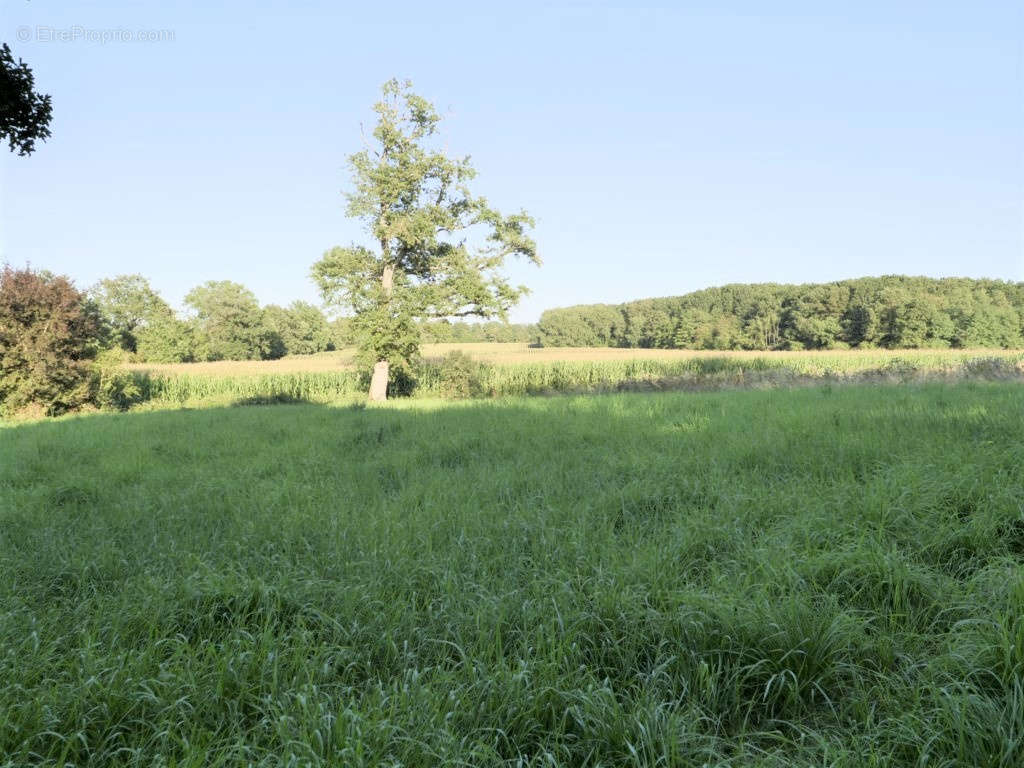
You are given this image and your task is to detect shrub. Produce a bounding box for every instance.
[432,350,490,398]
[0,266,103,416]
[90,349,144,410]
[961,356,1020,380]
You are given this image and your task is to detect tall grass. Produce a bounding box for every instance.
[1,383,1022,765]
[127,351,1024,407]
[138,370,363,405]
[129,343,1024,377]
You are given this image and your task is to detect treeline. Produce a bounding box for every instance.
[419,320,534,344]
[87,274,531,363]
[0,267,537,416]
[89,275,335,362]
[536,276,1024,350]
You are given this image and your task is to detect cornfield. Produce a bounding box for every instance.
[128,343,1024,377]
[128,349,1024,407]
[138,371,363,405]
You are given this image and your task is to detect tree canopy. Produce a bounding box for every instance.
[0,266,102,415]
[184,280,275,362]
[91,274,174,353]
[0,43,52,155]
[536,276,1024,350]
[312,79,539,399]
[262,301,334,357]
[57,273,489,365]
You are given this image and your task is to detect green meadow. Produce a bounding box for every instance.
[1,382,1023,766]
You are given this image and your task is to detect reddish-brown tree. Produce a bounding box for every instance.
[0,266,102,415]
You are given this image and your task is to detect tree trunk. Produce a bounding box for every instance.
[368,360,389,401]
[368,262,395,402]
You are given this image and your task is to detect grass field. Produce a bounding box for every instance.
[2,382,1023,765]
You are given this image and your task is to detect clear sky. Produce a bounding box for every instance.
[1,0,1021,322]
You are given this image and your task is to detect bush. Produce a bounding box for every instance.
[432,350,490,398]
[0,266,103,416]
[961,356,1021,380]
[91,350,144,410]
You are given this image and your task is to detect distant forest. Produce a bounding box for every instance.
[87,274,1023,363]
[535,276,1024,350]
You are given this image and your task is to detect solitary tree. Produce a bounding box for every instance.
[0,43,52,155]
[312,79,539,400]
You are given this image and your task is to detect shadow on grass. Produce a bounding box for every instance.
[231,394,318,407]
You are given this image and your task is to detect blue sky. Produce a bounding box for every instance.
[2,0,1021,322]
